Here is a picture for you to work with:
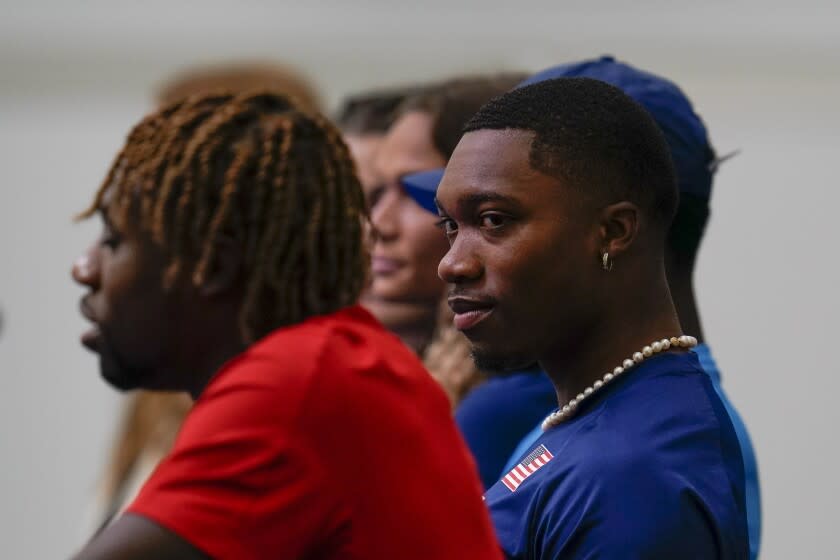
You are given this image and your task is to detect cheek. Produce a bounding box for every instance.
[493,227,593,306]
[100,254,170,349]
[399,209,447,300]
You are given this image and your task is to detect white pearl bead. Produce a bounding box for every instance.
[542,334,695,431]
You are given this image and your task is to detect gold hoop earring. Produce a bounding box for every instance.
[602,252,613,272]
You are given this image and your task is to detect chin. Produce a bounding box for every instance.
[100,361,147,392]
[369,280,413,302]
[100,373,141,392]
[97,342,155,392]
[471,346,535,375]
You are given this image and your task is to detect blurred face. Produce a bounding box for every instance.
[367,111,449,306]
[72,191,186,391]
[436,129,603,371]
[344,133,383,191]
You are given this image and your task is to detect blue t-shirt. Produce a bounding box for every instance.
[456,370,557,488]
[501,345,762,559]
[486,352,749,559]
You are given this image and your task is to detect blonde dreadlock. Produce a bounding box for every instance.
[80,91,367,342]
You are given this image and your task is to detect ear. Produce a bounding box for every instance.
[197,235,243,298]
[598,201,641,260]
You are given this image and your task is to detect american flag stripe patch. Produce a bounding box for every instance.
[501,444,554,492]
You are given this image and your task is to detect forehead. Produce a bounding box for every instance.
[98,185,120,223]
[375,111,446,182]
[97,182,143,236]
[436,129,564,211]
[344,133,382,163]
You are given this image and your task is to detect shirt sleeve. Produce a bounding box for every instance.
[126,371,346,560]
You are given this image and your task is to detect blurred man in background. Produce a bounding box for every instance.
[352,76,523,412]
[364,76,520,359]
[337,86,420,192]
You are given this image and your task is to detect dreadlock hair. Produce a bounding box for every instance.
[464,77,679,232]
[80,91,367,343]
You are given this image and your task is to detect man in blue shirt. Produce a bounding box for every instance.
[501,57,761,559]
[434,77,749,558]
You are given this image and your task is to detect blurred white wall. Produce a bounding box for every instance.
[0,1,837,557]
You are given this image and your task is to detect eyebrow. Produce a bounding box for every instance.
[435,192,521,215]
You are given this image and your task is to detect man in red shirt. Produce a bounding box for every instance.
[71,91,501,560]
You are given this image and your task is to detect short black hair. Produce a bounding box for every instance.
[464,77,679,230]
[336,86,423,135]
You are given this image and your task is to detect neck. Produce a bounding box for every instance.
[540,272,684,407]
[666,264,705,344]
[185,337,246,400]
[177,304,248,400]
[361,297,438,355]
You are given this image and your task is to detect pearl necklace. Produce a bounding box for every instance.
[541,335,698,431]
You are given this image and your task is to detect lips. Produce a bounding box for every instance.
[79,297,101,353]
[371,255,405,275]
[448,296,495,331]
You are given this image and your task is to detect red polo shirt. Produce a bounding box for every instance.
[128,305,501,559]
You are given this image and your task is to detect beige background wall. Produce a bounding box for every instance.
[0,1,837,557]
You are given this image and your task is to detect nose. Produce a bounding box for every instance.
[72,243,100,288]
[369,187,400,243]
[438,234,482,285]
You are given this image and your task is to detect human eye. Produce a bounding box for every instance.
[435,217,458,238]
[479,212,511,231]
[366,185,386,211]
[99,226,122,250]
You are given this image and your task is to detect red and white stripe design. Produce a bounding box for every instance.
[501,444,554,492]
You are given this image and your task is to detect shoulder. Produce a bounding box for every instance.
[489,431,720,558]
[202,305,445,433]
[461,371,553,411]
[456,372,555,449]
[203,305,408,401]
